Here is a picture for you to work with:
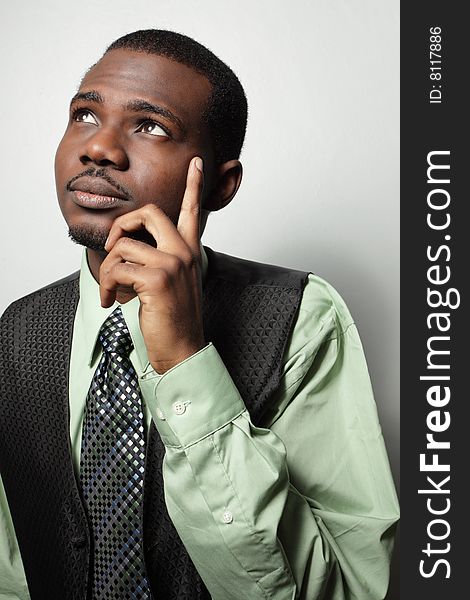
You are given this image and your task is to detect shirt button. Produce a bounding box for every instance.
[222,510,233,524]
[156,407,166,421]
[173,401,186,415]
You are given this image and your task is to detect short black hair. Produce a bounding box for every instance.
[106,29,248,165]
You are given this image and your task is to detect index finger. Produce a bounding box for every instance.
[177,156,204,253]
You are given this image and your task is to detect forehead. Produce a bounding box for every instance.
[80,49,212,123]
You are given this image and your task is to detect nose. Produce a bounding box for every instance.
[80,128,129,170]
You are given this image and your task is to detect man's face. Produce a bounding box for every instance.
[55,49,213,250]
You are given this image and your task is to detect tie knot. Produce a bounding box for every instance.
[98,307,133,357]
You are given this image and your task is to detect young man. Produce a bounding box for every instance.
[0,30,399,600]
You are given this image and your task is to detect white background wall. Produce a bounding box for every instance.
[0,0,399,595]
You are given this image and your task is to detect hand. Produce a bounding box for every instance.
[100,156,205,373]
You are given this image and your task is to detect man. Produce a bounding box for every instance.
[0,29,399,600]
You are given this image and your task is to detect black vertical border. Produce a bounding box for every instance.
[401,3,466,598]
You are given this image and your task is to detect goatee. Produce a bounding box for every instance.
[68,224,157,251]
[68,225,108,252]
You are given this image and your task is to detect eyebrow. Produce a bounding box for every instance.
[69,91,184,133]
[125,99,184,132]
[70,90,104,107]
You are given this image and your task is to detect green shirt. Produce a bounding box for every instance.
[0,248,399,600]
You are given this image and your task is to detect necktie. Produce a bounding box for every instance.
[80,306,152,599]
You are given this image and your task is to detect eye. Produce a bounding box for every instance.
[136,119,169,137]
[72,109,98,125]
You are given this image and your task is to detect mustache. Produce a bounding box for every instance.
[66,168,134,202]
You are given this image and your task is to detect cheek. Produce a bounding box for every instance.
[54,136,73,183]
[138,159,190,222]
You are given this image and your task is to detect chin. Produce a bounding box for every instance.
[68,224,109,251]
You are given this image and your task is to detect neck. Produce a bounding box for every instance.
[87,248,137,304]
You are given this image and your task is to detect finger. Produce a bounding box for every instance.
[104,204,187,256]
[104,238,185,272]
[103,237,170,267]
[99,240,141,307]
[177,156,204,253]
[99,262,148,308]
[99,250,123,307]
[99,244,181,307]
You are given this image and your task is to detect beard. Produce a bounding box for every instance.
[68,223,157,251]
[68,224,109,251]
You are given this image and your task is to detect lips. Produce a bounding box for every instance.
[69,177,129,209]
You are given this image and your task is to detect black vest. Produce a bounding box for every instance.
[0,248,308,600]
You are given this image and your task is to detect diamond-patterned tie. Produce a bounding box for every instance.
[80,306,152,599]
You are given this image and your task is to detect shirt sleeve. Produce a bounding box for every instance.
[139,275,400,600]
[0,476,30,600]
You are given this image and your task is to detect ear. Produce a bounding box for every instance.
[203,160,243,212]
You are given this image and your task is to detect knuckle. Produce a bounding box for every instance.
[170,255,186,273]
[112,214,125,227]
[182,201,200,218]
[189,202,200,217]
[119,261,135,273]
[99,261,111,278]
[115,236,132,250]
[143,203,160,218]
[151,268,170,288]
[181,251,195,269]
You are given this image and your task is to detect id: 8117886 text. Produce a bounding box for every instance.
[429,26,442,104]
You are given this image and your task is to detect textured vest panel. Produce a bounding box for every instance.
[0,249,308,599]
[0,273,89,600]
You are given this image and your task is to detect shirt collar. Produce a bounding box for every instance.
[77,245,208,370]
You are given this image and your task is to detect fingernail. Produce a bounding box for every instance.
[195,157,203,173]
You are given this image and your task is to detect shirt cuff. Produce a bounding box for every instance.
[139,343,246,448]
